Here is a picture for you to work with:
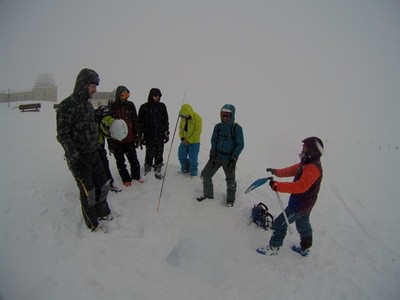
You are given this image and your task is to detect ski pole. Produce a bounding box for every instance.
[156,90,187,211]
[275,191,293,234]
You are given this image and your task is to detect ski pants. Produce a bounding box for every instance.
[144,139,164,170]
[200,158,236,203]
[269,206,313,249]
[178,142,200,176]
[98,145,114,183]
[113,142,141,182]
[69,152,111,230]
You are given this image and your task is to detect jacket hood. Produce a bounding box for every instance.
[115,85,130,102]
[221,104,236,123]
[73,68,99,100]
[180,103,194,117]
[147,88,162,102]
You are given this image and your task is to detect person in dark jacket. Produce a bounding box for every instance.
[109,86,143,187]
[138,88,169,179]
[94,105,121,193]
[197,104,244,207]
[257,137,324,256]
[56,68,112,232]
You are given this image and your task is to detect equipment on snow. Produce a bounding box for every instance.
[246,176,293,235]
[110,119,128,141]
[156,90,187,211]
[248,202,274,230]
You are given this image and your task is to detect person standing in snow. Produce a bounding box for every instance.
[94,105,121,193]
[138,88,169,179]
[178,103,202,177]
[257,137,324,256]
[108,86,143,187]
[56,68,112,232]
[197,104,244,207]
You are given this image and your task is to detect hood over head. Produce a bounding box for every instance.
[220,104,236,123]
[115,85,130,102]
[147,88,162,102]
[180,103,194,117]
[73,68,99,100]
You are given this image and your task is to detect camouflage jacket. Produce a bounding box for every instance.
[56,69,99,162]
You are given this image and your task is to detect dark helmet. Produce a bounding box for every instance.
[94,105,111,122]
[301,136,324,163]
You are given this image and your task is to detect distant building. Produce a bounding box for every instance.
[0,73,57,103]
[91,91,114,108]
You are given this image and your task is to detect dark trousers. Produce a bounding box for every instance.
[69,152,111,229]
[269,207,313,249]
[144,140,164,169]
[113,142,141,182]
[98,146,113,183]
[200,158,237,203]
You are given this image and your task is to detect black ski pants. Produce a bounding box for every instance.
[69,151,111,230]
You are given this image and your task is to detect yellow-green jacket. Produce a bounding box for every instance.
[98,115,114,146]
[179,104,202,144]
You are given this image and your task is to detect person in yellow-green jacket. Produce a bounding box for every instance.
[94,105,121,193]
[178,103,202,176]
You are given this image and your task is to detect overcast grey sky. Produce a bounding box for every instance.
[1,0,399,154]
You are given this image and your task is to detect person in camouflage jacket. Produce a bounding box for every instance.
[56,68,112,232]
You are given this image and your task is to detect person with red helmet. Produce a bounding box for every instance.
[257,137,324,256]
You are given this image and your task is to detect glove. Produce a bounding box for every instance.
[67,151,81,165]
[227,156,237,169]
[269,179,278,191]
[266,168,276,175]
[140,134,146,146]
[163,132,169,144]
[210,153,216,168]
[134,135,141,148]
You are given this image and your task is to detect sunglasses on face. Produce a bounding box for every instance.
[153,94,161,98]
[220,112,232,118]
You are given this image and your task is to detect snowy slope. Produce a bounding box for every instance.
[0,101,399,300]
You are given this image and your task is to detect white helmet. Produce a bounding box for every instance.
[110,119,128,141]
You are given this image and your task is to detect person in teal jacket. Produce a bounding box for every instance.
[178,103,202,176]
[197,104,244,207]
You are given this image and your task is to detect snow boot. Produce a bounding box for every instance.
[256,245,280,256]
[291,245,310,257]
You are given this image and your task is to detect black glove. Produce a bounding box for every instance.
[134,135,141,148]
[227,156,237,169]
[269,179,277,191]
[163,132,169,144]
[266,168,276,175]
[67,151,81,165]
[140,135,146,146]
[210,153,216,168]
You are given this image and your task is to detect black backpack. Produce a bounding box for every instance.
[249,202,274,230]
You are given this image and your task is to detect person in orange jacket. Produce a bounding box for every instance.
[257,137,324,256]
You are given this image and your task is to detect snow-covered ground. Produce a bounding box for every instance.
[0,101,398,300]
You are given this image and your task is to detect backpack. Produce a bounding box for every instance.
[249,202,274,230]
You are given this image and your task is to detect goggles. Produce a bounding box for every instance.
[220,112,232,118]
